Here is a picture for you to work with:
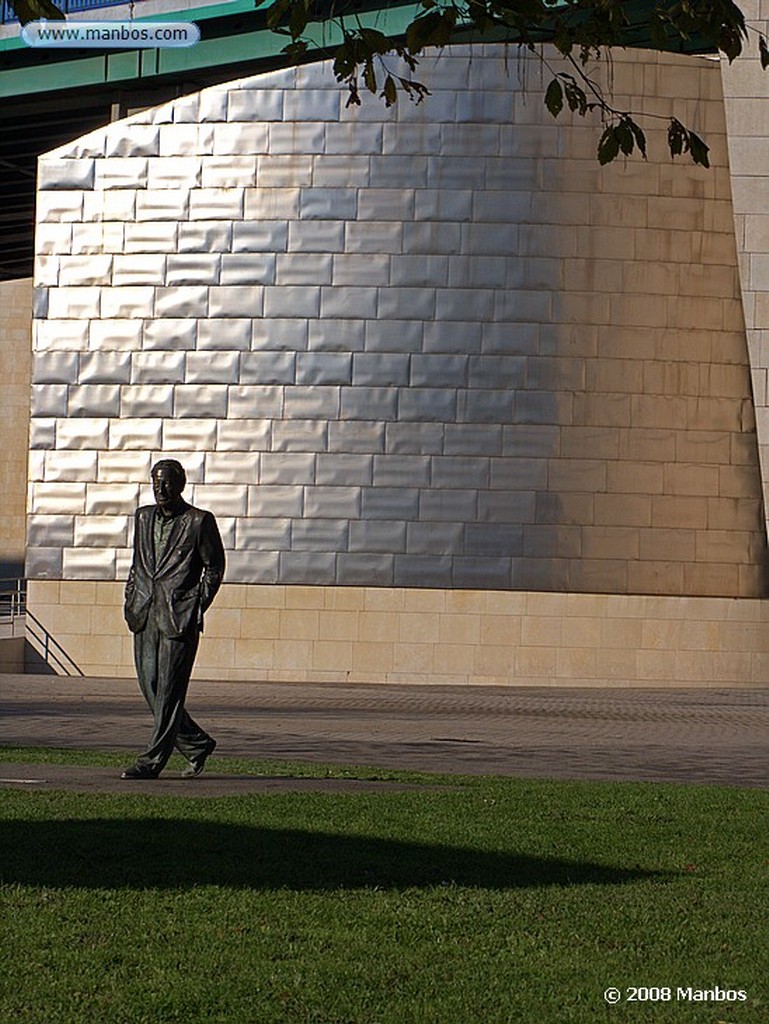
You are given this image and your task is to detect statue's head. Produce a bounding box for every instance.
[151,459,186,510]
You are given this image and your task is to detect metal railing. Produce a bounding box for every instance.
[0,577,83,675]
[2,0,131,24]
[0,576,25,636]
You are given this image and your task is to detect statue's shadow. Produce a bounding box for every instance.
[3,818,668,891]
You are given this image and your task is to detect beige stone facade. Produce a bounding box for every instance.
[0,277,32,578]
[27,579,769,686]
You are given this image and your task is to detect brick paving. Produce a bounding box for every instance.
[0,673,766,793]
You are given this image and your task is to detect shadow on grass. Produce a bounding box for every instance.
[1,819,667,891]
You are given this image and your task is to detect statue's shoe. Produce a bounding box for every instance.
[120,765,159,780]
[182,739,217,779]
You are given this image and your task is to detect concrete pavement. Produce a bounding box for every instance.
[0,674,767,793]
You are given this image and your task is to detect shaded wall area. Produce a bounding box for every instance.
[0,276,32,579]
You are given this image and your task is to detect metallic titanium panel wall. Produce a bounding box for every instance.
[29,46,767,596]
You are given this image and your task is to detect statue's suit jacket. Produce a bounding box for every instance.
[124,502,225,639]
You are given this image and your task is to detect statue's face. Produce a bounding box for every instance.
[152,466,184,510]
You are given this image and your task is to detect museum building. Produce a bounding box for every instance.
[2,38,769,685]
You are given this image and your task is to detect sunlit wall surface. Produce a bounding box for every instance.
[28,45,767,599]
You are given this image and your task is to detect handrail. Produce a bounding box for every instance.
[0,577,84,676]
[0,576,26,627]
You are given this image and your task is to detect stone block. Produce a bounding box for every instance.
[120,384,174,418]
[419,488,478,521]
[174,384,229,419]
[300,188,356,220]
[269,123,327,153]
[109,419,162,451]
[55,419,110,450]
[345,221,403,254]
[406,521,464,554]
[166,254,222,286]
[340,386,398,421]
[186,351,240,384]
[208,286,263,318]
[178,221,232,254]
[386,422,445,454]
[337,553,394,586]
[272,420,328,451]
[213,122,269,155]
[100,286,154,319]
[321,287,378,319]
[307,319,365,352]
[361,487,419,520]
[68,384,120,418]
[131,350,185,383]
[423,321,482,354]
[200,156,257,189]
[189,485,248,517]
[284,385,340,419]
[263,285,320,319]
[217,419,271,451]
[256,156,313,188]
[142,319,197,351]
[349,519,406,552]
[373,454,431,487]
[276,253,333,285]
[288,220,345,252]
[260,452,316,485]
[352,353,410,387]
[228,385,285,419]
[97,450,152,482]
[398,388,457,423]
[240,351,296,384]
[62,547,117,580]
[79,352,131,384]
[198,318,251,351]
[32,352,79,384]
[48,287,102,320]
[296,352,352,385]
[146,156,201,190]
[136,190,189,221]
[255,319,309,352]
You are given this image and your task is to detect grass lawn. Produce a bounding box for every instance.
[0,747,766,1024]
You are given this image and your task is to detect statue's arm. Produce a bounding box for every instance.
[199,512,226,613]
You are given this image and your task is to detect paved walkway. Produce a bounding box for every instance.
[0,674,767,793]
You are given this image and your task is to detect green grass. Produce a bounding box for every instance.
[0,747,767,1024]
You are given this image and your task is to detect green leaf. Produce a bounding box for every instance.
[544,78,563,118]
[265,0,292,32]
[363,59,377,95]
[287,0,310,40]
[615,118,634,156]
[688,130,710,168]
[381,74,398,108]
[760,35,769,70]
[668,118,685,158]
[8,0,65,22]
[597,125,620,165]
[563,80,587,116]
[629,119,647,160]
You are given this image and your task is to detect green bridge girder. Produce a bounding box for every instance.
[0,0,717,102]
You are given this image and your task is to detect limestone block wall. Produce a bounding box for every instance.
[722,1,769,548]
[0,277,33,578]
[28,45,767,603]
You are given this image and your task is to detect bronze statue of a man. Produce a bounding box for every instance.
[121,459,225,780]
